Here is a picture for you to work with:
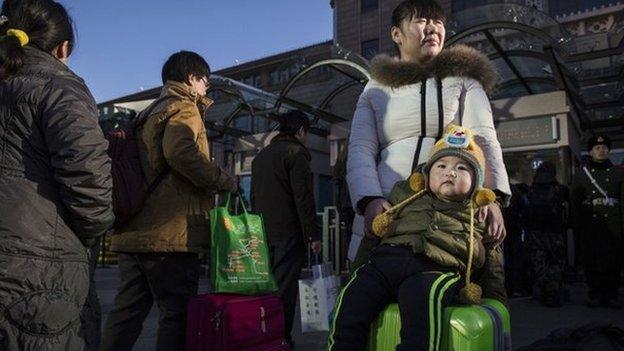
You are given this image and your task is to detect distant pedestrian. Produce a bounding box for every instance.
[0,0,114,349]
[251,111,322,347]
[502,176,531,297]
[526,162,569,307]
[101,51,237,351]
[571,135,623,309]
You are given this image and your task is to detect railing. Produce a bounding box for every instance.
[99,205,352,276]
[305,206,350,275]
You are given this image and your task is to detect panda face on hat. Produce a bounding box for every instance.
[445,128,471,148]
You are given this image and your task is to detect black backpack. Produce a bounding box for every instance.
[106,96,178,228]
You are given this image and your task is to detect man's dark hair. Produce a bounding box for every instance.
[391,0,446,29]
[161,50,210,84]
[278,111,310,135]
[0,0,75,78]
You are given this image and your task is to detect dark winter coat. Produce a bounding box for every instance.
[527,181,569,232]
[502,183,530,235]
[0,47,113,348]
[251,134,321,244]
[571,160,624,272]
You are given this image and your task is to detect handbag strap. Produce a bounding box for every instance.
[411,77,446,172]
[411,79,428,172]
[224,192,248,214]
[138,95,184,198]
[436,77,444,138]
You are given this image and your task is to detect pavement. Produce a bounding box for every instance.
[96,266,624,350]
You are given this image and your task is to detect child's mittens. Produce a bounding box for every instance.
[372,212,394,237]
[458,283,482,305]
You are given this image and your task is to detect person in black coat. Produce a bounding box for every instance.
[0,1,114,349]
[251,111,321,346]
[526,162,569,307]
[502,179,531,297]
[571,136,624,308]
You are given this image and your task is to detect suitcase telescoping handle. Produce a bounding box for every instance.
[260,306,267,333]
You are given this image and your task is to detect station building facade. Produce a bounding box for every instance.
[98,0,624,207]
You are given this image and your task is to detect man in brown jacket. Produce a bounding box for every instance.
[102,51,236,351]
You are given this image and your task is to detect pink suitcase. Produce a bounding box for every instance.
[186,293,290,351]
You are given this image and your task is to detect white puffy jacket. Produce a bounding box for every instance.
[346,45,511,259]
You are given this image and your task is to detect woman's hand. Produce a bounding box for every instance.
[479,203,506,246]
[364,198,391,238]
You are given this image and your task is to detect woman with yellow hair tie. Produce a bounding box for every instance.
[0,0,113,350]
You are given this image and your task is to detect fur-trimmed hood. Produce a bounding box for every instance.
[370,44,498,92]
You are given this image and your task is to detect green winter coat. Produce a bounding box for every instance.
[381,180,507,302]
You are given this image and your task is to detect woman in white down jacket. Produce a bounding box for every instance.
[346,0,511,266]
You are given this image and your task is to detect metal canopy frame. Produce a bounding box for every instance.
[446,3,623,133]
[99,48,370,140]
[202,53,370,139]
[274,58,370,124]
[100,4,620,139]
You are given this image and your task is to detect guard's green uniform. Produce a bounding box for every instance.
[571,160,624,302]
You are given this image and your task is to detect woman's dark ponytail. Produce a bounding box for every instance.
[0,30,25,78]
[0,0,74,79]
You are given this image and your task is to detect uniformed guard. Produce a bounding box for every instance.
[571,135,624,309]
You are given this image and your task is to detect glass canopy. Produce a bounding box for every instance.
[204,45,370,139]
[446,3,623,133]
[100,3,621,139]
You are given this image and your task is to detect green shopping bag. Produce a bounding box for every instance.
[210,193,278,295]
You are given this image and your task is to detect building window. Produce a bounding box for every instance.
[317,175,334,210]
[233,114,252,133]
[452,0,487,13]
[269,70,280,85]
[361,0,378,13]
[253,75,262,88]
[361,39,379,60]
[279,69,290,83]
[253,116,271,134]
[524,0,543,11]
[548,0,616,17]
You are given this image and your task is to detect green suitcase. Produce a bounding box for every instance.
[367,299,511,351]
[367,303,401,351]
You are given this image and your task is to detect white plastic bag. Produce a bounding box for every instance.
[298,262,340,332]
